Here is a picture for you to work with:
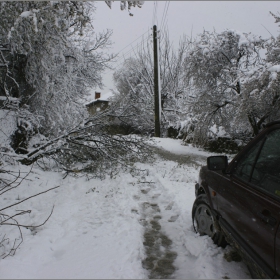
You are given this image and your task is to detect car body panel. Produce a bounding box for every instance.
[212,171,279,278]
[194,121,280,278]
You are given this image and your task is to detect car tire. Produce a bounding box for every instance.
[192,194,227,248]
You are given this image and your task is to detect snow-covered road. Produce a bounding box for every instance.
[0,138,250,278]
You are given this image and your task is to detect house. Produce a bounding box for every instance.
[85,91,114,115]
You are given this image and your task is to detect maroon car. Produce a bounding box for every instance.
[192,121,280,278]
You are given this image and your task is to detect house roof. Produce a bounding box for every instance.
[85,90,114,106]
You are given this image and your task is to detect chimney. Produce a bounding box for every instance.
[95,92,101,100]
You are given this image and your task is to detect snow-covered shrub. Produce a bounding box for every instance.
[10,106,42,154]
[176,117,197,142]
[16,108,153,180]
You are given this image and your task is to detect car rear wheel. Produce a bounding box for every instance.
[192,194,227,248]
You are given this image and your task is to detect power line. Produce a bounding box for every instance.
[160,1,170,34]
[160,3,171,45]
[113,31,151,68]
[114,39,151,69]
[114,34,151,62]
[115,1,162,63]
[160,20,169,44]
[159,1,168,32]
[158,1,170,54]
[114,1,169,71]
[113,36,152,69]
[115,30,150,57]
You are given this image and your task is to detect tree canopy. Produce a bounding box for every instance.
[0,1,115,136]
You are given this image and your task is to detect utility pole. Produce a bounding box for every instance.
[153,25,161,137]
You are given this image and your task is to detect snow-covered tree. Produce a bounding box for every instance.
[112,32,189,135]
[0,1,147,259]
[183,29,266,142]
[105,1,144,16]
[112,56,154,134]
[239,12,280,135]
[0,1,115,137]
[158,33,189,127]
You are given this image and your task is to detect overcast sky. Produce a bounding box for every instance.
[90,1,280,97]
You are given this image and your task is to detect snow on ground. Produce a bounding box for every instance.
[149,137,212,157]
[0,138,250,279]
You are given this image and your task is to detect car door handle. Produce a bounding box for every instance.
[258,210,277,226]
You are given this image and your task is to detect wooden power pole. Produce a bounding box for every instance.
[153,25,161,137]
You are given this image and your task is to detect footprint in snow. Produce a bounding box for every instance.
[152,193,161,199]
[141,188,151,194]
[165,201,174,210]
[168,215,179,222]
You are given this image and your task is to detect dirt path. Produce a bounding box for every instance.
[131,146,207,278]
[133,145,250,279]
[150,145,207,167]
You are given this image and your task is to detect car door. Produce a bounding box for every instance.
[215,127,280,278]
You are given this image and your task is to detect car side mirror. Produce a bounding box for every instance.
[207,156,228,172]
